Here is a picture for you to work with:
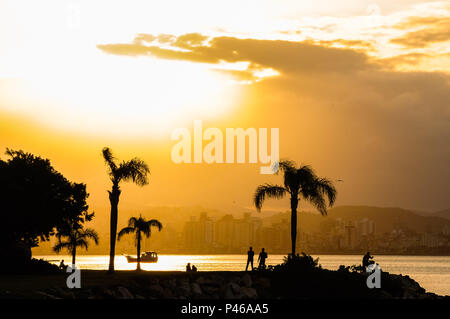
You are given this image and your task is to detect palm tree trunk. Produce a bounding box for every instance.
[136,231,141,271]
[72,246,76,266]
[108,184,121,273]
[290,196,298,256]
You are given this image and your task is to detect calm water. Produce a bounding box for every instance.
[36,254,450,296]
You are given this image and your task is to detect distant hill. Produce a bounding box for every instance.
[261,206,450,234]
[32,205,450,255]
[430,209,450,220]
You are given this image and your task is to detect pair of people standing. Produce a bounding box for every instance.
[245,246,268,271]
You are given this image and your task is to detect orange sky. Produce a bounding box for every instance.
[0,0,449,218]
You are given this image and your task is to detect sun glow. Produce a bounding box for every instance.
[0,1,247,137]
[18,53,240,136]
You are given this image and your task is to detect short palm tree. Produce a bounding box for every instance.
[254,160,337,256]
[53,228,99,265]
[118,215,162,270]
[102,147,150,273]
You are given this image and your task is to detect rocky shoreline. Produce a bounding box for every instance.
[1,270,447,299]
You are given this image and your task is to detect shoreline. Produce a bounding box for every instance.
[1,269,448,299]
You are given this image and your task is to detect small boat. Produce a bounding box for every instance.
[124,251,158,263]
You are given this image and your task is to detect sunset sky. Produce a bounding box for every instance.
[0,0,449,217]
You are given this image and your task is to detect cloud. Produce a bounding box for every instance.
[390,17,450,48]
[97,33,373,82]
[314,39,376,51]
[380,52,430,67]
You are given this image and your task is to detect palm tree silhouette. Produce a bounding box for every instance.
[118,215,162,271]
[254,160,337,256]
[53,228,99,265]
[102,147,150,272]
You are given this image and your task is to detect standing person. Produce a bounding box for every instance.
[246,246,255,271]
[258,248,268,269]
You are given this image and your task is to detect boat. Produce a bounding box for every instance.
[124,251,158,263]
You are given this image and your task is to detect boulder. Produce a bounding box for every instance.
[161,287,175,299]
[148,284,164,296]
[240,287,258,299]
[191,282,202,295]
[116,286,134,299]
[36,291,61,299]
[254,277,271,289]
[241,274,252,288]
[176,284,191,297]
[224,287,235,299]
[202,285,219,295]
[229,282,241,295]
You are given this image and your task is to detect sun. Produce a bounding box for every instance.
[16,49,240,137]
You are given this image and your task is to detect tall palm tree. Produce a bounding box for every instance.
[102,147,150,272]
[254,160,337,257]
[53,228,99,265]
[118,215,163,270]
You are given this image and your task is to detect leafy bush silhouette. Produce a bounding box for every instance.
[338,264,365,274]
[272,253,321,272]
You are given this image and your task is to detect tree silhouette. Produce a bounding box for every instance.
[254,160,337,256]
[118,215,162,270]
[0,149,91,269]
[102,147,150,273]
[53,228,99,265]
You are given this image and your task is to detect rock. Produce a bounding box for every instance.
[196,276,213,285]
[240,287,258,299]
[221,285,235,299]
[178,278,190,286]
[202,285,219,295]
[376,290,393,299]
[229,282,241,295]
[161,288,175,299]
[116,286,134,299]
[149,284,164,296]
[53,287,75,299]
[191,282,202,295]
[254,277,271,289]
[36,291,62,299]
[176,284,191,297]
[229,276,241,284]
[241,274,252,288]
[102,288,115,298]
[165,278,177,289]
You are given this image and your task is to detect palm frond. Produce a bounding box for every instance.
[296,165,315,182]
[53,241,72,253]
[128,216,139,228]
[300,176,337,216]
[118,226,135,240]
[254,184,287,211]
[117,158,150,186]
[315,177,337,207]
[80,228,99,245]
[148,219,163,231]
[102,147,117,174]
[76,238,89,250]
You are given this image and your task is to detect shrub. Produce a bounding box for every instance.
[272,252,321,272]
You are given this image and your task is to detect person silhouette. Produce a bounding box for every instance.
[186,263,191,272]
[246,246,255,271]
[362,251,374,269]
[192,265,197,272]
[59,259,66,270]
[258,248,268,269]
